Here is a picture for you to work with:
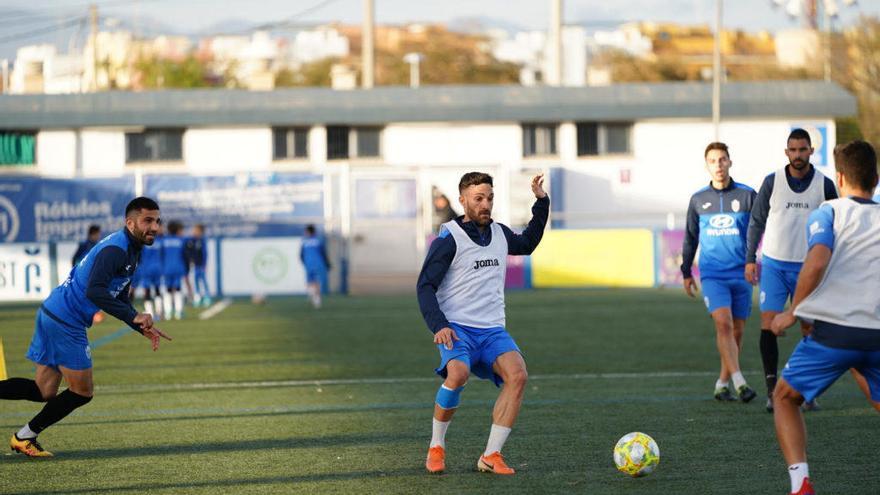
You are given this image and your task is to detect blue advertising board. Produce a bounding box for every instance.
[144,172,324,237]
[0,176,135,243]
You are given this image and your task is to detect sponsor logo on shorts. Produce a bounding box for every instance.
[85,346,92,360]
[760,291,766,304]
[703,296,710,308]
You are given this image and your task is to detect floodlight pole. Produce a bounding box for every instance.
[712,0,722,141]
[362,0,375,88]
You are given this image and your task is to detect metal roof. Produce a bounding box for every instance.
[0,81,856,129]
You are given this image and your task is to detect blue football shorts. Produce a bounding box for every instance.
[26,309,92,371]
[701,277,753,319]
[759,264,800,313]
[782,336,880,403]
[435,322,521,387]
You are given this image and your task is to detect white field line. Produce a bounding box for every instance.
[95,370,744,394]
[198,298,233,320]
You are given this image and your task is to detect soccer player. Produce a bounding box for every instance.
[300,224,330,309]
[161,220,187,320]
[746,128,838,412]
[184,223,210,308]
[770,140,880,495]
[417,172,548,475]
[71,224,101,266]
[135,222,164,319]
[0,197,171,457]
[681,142,758,403]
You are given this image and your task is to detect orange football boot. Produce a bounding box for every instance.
[425,445,445,473]
[477,451,515,475]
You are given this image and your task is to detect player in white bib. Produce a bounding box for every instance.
[746,128,838,412]
[771,140,880,495]
[417,172,549,475]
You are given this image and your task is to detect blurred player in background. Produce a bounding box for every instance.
[681,142,758,403]
[135,222,164,319]
[162,221,187,320]
[417,172,548,475]
[72,224,105,324]
[746,128,838,412]
[300,224,330,309]
[0,197,171,457]
[770,140,880,495]
[184,223,210,308]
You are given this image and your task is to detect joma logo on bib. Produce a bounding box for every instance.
[473,259,500,270]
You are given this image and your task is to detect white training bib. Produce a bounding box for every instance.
[435,220,508,329]
[795,198,880,329]
[762,167,828,262]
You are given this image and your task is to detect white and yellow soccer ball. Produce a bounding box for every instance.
[613,432,660,477]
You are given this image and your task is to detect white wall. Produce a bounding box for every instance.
[184,127,272,174]
[36,130,77,177]
[80,130,126,176]
[383,123,522,167]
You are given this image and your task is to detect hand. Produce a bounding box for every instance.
[531,173,547,199]
[433,327,459,350]
[770,311,797,336]
[133,312,154,331]
[142,326,172,351]
[744,263,758,285]
[683,277,697,298]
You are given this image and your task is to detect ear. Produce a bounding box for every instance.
[459,194,465,209]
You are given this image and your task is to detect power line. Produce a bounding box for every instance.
[228,0,346,35]
[0,16,87,44]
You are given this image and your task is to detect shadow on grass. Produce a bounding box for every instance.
[3,468,423,495]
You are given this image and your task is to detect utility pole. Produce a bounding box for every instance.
[89,4,98,92]
[712,0,722,141]
[548,0,562,86]
[362,0,374,88]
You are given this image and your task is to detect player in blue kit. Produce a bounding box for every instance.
[161,220,187,320]
[681,142,758,403]
[135,222,164,319]
[300,224,330,309]
[746,128,838,412]
[770,140,880,495]
[417,172,548,475]
[0,197,171,457]
[184,223,210,308]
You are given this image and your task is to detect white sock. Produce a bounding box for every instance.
[483,424,512,457]
[789,462,809,493]
[153,295,164,319]
[715,379,729,390]
[144,300,154,317]
[17,423,36,439]
[430,418,450,448]
[162,293,172,318]
[314,292,322,309]
[731,371,747,390]
[173,292,184,318]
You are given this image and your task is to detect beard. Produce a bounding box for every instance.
[790,158,808,170]
[131,225,155,245]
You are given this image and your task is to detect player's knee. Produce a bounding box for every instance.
[444,361,469,388]
[435,384,464,409]
[505,367,528,389]
[772,382,801,405]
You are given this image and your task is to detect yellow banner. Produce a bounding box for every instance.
[532,229,655,288]
[0,338,7,381]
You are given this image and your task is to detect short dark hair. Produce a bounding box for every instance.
[458,172,493,193]
[788,128,812,146]
[704,141,730,159]
[125,197,159,218]
[167,220,183,235]
[305,224,316,235]
[833,140,878,192]
[87,224,101,236]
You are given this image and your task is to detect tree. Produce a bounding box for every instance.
[840,16,880,147]
[135,55,216,89]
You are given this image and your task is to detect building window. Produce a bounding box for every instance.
[327,125,382,160]
[0,131,36,166]
[522,123,557,157]
[576,122,633,156]
[273,127,309,160]
[125,128,183,163]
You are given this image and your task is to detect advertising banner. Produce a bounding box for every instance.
[0,177,134,243]
[0,243,52,301]
[220,237,306,296]
[145,173,323,237]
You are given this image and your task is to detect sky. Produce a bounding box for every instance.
[5,0,880,35]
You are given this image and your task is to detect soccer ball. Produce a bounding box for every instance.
[613,432,660,477]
